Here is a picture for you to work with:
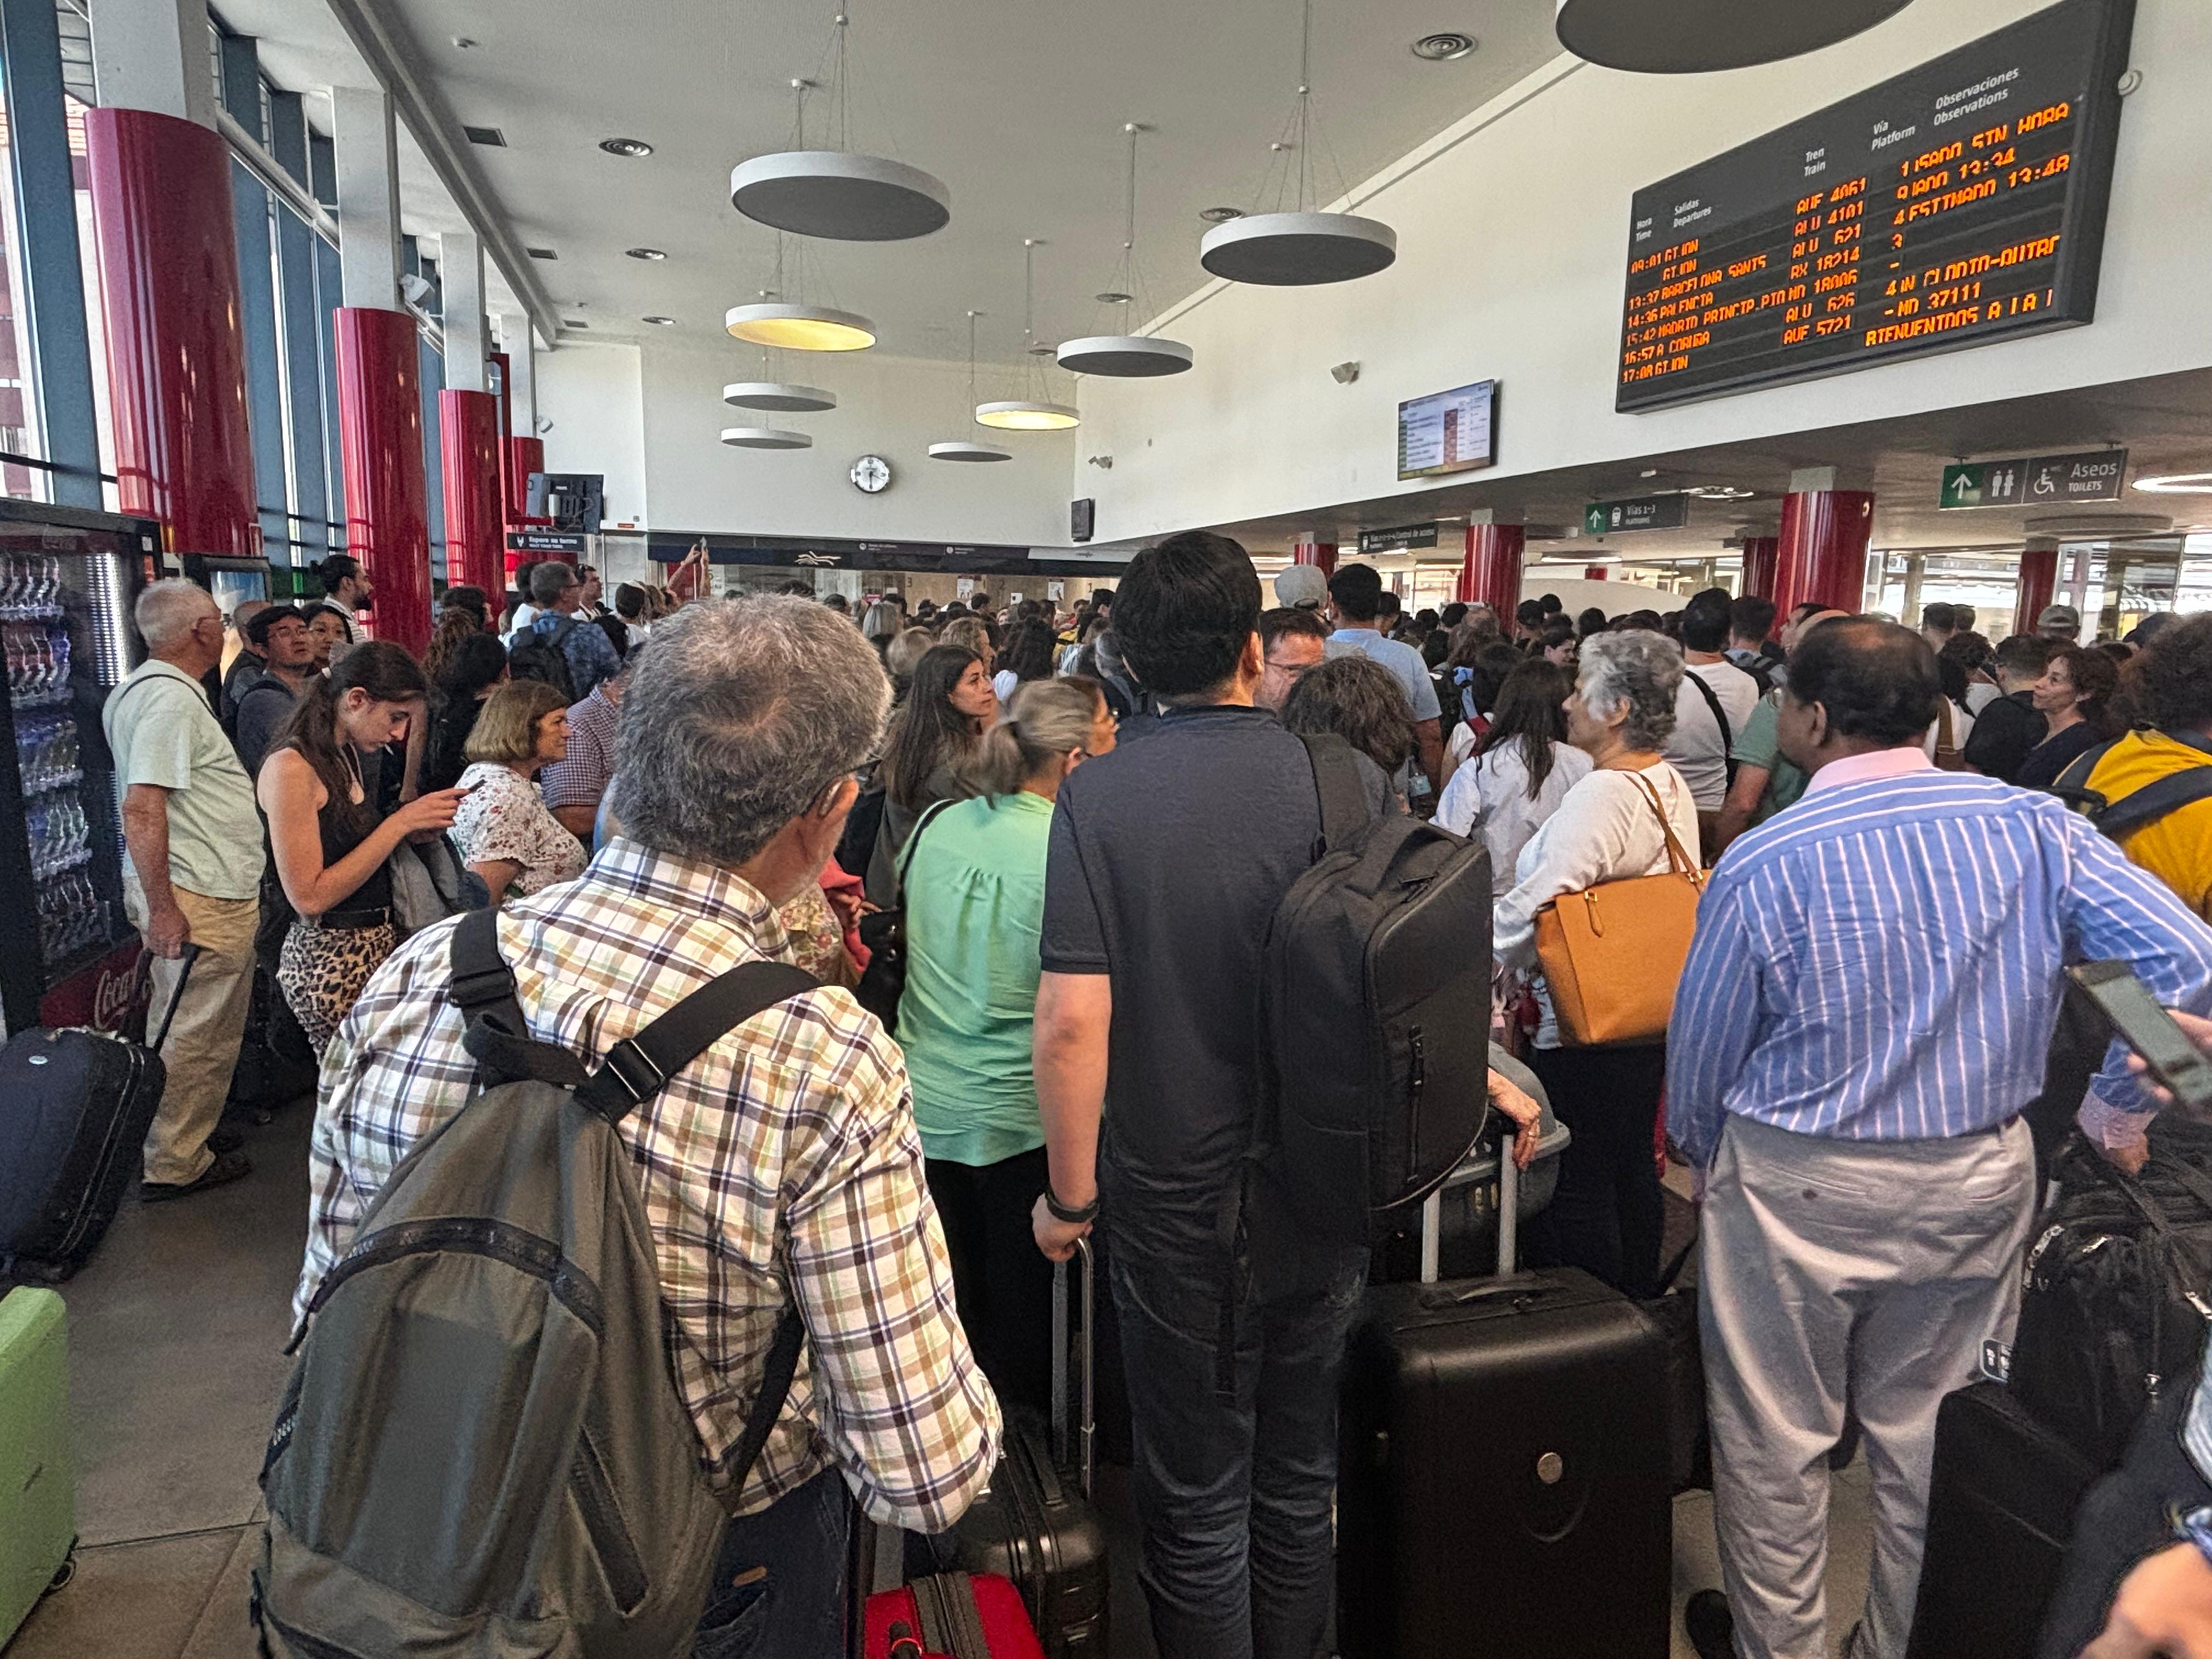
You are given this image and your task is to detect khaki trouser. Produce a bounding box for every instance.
[1700,1113,2037,1659]
[122,878,258,1186]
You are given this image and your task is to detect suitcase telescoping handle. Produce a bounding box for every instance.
[145,943,201,1054]
[1049,1235,1094,1498]
[1418,1118,1519,1286]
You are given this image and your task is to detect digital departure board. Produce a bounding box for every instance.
[1615,0,2134,413]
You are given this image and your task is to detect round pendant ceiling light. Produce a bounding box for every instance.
[1199,210,1396,285]
[1057,335,1194,376]
[1201,3,1396,287]
[730,150,950,241]
[928,440,1012,462]
[975,400,1080,432]
[1553,0,1915,72]
[1060,124,1194,377]
[724,380,838,413]
[975,241,1080,428]
[731,16,951,240]
[724,302,876,352]
[721,426,812,450]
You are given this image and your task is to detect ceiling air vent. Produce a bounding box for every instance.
[462,125,506,147]
[526,247,558,261]
[562,318,589,329]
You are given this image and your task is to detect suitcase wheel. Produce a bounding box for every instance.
[46,1547,76,1596]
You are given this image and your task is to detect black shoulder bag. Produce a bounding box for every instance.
[852,798,958,1032]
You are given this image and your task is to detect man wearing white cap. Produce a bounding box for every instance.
[2039,603,2083,643]
[1274,563,1330,611]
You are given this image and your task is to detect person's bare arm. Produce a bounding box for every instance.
[1414,716,1444,793]
[119,784,189,957]
[397,697,428,804]
[1713,762,1771,856]
[552,803,597,840]
[1031,970,1111,1261]
[467,859,522,906]
[259,750,462,916]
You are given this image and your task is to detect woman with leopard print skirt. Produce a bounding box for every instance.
[256,642,469,1053]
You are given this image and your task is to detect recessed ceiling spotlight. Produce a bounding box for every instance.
[451,36,477,49]
[599,137,654,158]
[626,247,668,261]
[642,315,676,326]
[2135,473,2212,493]
[1412,31,1477,60]
[1027,343,1057,357]
[1199,206,1244,223]
[1094,291,1133,304]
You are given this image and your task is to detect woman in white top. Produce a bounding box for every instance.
[1435,658,1593,879]
[1492,629,1699,1300]
[449,679,588,905]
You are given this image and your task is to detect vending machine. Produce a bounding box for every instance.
[0,500,160,1035]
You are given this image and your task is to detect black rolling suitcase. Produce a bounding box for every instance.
[923,1238,1109,1657]
[0,945,197,1281]
[1904,1381,2100,1659]
[1337,1139,1673,1659]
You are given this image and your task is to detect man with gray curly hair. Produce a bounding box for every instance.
[298,597,1001,1653]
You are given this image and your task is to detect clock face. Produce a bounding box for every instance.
[850,454,892,494]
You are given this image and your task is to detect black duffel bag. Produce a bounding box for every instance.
[2010,1119,2212,1468]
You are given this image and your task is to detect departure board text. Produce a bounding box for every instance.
[1615,0,2132,413]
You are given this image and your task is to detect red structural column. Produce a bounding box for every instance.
[504,435,546,583]
[334,307,432,654]
[1773,489,1873,619]
[1457,523,1525,611]
[438,389,504,600]
[1584,565,1609,582]
[490,349,516,520]
[1291,537,1337,576]
[2014,540,2061,638]
[82,108,257,556]
[1740,535,1781,599]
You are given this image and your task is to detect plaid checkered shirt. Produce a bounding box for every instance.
[295,837,1003,1530]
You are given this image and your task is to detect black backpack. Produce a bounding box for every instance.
[2050,729,2212,839]
[508,616,580,702]
[1252,735,1495,1249]
[2010,1118,2212,1467]
[253,909,811,1657]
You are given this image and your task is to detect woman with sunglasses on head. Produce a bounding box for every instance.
[899,676,1116,1410]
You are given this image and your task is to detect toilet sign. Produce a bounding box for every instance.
[1940,450,2126,509]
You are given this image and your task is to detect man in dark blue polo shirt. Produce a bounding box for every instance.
[1030,532,1388,1659]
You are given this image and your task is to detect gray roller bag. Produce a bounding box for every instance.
[252,907,811,1659]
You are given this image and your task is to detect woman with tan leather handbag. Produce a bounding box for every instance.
[1491,629,1702,1299]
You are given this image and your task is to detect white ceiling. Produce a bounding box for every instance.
[337,0,1561,359]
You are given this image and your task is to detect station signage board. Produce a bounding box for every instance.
[1939,447,2126,507]
[1357,523,1441,554]
[506,531,589,554]
[1616,0,2134,411]
[1584,495,1690,535]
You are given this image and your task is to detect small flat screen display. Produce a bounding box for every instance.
[1398,380,1499,480]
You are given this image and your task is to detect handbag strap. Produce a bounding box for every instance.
[888,795,959,907]
[1622,769,1703,881]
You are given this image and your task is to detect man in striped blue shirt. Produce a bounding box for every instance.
[1670,619,2212,1659]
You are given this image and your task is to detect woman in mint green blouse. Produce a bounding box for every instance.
[901,676,1116,1410]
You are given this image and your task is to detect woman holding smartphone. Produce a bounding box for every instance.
[257,642,465,1050]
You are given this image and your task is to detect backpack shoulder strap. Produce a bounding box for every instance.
[2096,766,2212,841]
[1686,669,1736,785]
[449,908,590,1089]
[2053,735,2123,795]
[574,958,818,1122]
[1297,732,1368,856]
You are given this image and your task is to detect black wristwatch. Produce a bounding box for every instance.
[1044,1187,1099,1225]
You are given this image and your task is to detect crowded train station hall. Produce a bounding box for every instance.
[2,0,2212,1655]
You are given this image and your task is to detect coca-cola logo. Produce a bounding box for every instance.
[89,952,148,1032]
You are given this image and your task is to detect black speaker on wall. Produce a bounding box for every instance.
[1071,498,1095,543]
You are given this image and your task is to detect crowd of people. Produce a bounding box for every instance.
[95,536,2212,1659]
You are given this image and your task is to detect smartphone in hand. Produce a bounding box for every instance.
[2069,962,2212,1115]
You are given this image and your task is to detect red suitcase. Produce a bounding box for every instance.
[864,1571,1043,1659]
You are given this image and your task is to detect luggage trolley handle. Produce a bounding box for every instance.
[1049,1235,1095,1498]
[1419,1120,1520,1286]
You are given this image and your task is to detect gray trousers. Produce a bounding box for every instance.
[1700,1114,2037,1659]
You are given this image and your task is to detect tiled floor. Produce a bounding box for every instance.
[2,1115,1877,1659]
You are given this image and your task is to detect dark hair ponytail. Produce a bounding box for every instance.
[269,639,427,836]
